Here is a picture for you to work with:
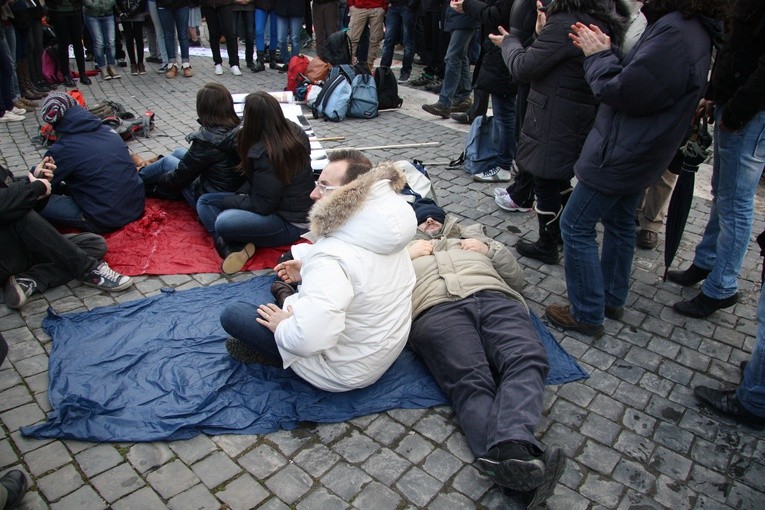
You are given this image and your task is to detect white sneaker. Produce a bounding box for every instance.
[495,193,532,212]
[473,166,514,182]
[214,64,224,75]
[494,187,509,199]
[0,111,25,122]
[11,106,26,116]
[230,65,242,76]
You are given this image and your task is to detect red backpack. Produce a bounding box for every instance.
[285,55,310,93]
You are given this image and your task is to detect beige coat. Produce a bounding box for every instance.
[409,215,527,319]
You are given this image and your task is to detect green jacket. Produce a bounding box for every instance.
[409,215,527,320]
[83,0,116,17]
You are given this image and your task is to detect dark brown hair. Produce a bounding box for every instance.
[196,83,240,129]
[237,91,309,184]
[327,149,373,184]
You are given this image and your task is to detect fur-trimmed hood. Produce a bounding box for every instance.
[308,162,415,255]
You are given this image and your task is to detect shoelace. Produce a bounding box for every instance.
[97,264,122,282]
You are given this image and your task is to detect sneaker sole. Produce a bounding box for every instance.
[495,196,532,213]
[83,278,134,293]
[4,276,27,309]
[475,457,545,492]
[222,243,256,275]
[474,175,513,183]
[527,448,566,510]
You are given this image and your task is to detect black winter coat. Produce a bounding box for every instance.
[462,0,514,97]
[575,11,713,195]
[501,7,623,181]
[221,122,314,224]
[253,0,274,9]
[156,0,189,10]
[706,0,765,131]
[0,165,48,223]
[157,125,246,200]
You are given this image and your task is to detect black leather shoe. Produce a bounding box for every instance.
[80,75,92,86]
[500,447,566,510]
[694,386,765,430]
[450,112,473,124]
[0,470,28,509]
[667,264,710,286]
[476,441,545,491]
[673,291,738,318]
[63,75,76,88]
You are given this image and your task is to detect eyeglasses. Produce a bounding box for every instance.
[314,181,340,196]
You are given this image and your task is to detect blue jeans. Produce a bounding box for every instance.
[85,15,116,67]
[693,108,765,300]
[220,301,284,363]
[276,15,302,64]
[148,0,168,65]
[439,28,474,108]
[380,5,415,74]
[254,8,277,54]
[39,195,111,234]
[196,192,306,246]
[492,94,517,169]
[738,287,765,417]
[560,182,643,325]
[138,148,196,205]
[157,6,189,62]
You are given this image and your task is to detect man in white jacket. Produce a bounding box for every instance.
[220,152,418,392]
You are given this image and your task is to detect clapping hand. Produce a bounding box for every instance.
[488,26,510,48]
[34,156,55,180]
[274,259,302,284]
[569,22,611,56]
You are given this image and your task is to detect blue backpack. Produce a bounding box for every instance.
[348,73,378,119]
[311,72,352,122]
[448,115,500,175]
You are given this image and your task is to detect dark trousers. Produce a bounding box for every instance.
[534,177,572,214]
[0,210,104,292]
[409,292,548,458]
[202,5,239,66]
[233,9,254,64]
[121,20,144,65]
[312,1,338,57]
[506,82,535,206]
[47,10,86,76]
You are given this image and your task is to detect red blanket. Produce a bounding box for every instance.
[100,198,300,276]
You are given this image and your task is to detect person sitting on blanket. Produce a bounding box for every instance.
[137,83,246,207]
[219,155,418,393]
[196,91,314,275]
[36,92,145,234]
[406,198,565,508]
[1,161,133,310]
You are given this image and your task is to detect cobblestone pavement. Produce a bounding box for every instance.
[1,44,764,510]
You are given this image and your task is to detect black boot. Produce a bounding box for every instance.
[252,55,266,72]
[268,50,279,69]
[516,209,560,265]
[214,236,255,275]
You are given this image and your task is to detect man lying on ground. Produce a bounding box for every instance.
[406,198,565,508]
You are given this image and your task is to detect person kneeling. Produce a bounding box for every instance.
[406,198,565,508]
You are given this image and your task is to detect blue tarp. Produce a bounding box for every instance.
[22,275,587,442]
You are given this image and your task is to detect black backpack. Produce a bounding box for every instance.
[374,66,403,110]
[321,31,352,66]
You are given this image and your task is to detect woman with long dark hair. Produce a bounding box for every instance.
[196,91,314,274]
[139,82,245,206]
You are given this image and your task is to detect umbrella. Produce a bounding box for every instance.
[662,117,713,281]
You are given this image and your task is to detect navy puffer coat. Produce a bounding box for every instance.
[574,11,713,195]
